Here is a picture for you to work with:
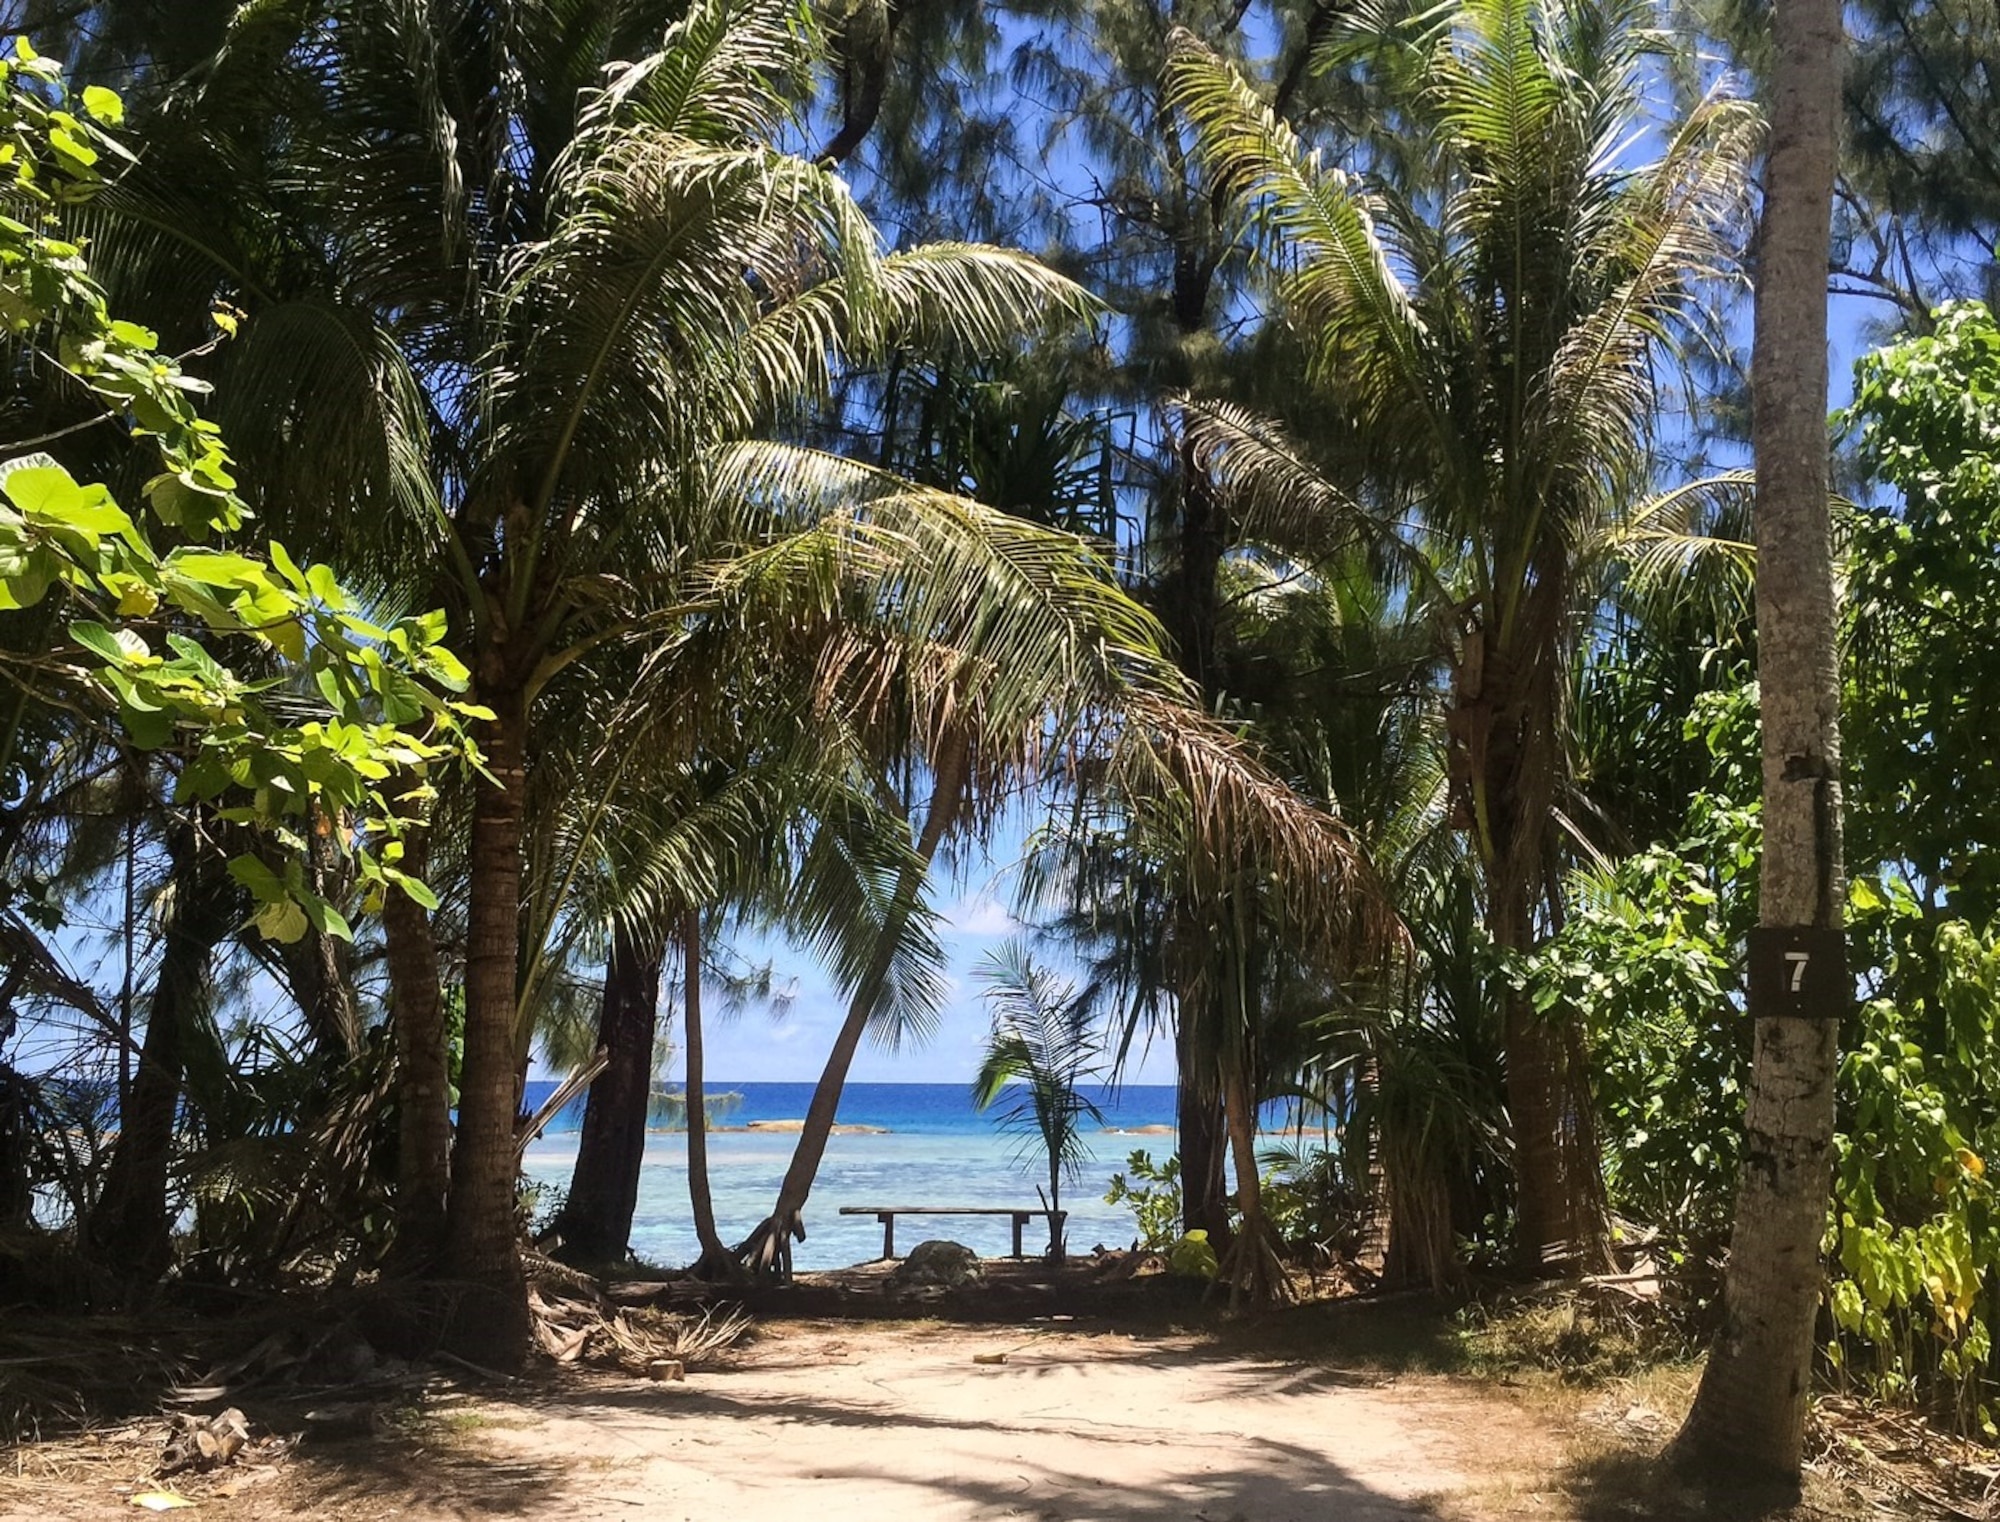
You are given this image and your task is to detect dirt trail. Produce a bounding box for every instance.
[304,1323,1559,1522]
[3,1321,1575,1522]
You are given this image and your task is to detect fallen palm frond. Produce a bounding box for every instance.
[1808,1397,2000,1522]
[524,1254,749,1373]
[0,1314,197,1445]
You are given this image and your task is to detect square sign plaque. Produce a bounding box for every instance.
[1746,926,1848,1019]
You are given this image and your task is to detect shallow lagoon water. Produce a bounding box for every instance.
[520,1080,1180,1271]
[521,1127,1179,1269]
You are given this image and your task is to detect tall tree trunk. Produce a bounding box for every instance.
[552,922,664,1264]
[88,817,238,1287]
[682,909,733,1276]
[1176,1025,1232,1244]
[1671,0,1845,1481]
[1481,770,1610,1276]
[273,811,359,1061]
[441,692,532,1366]
[384,825,451,1270]
[736,740,968,1282]
[1220,1065,1289,1305]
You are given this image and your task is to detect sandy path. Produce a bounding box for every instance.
[382,1322,1548,1522]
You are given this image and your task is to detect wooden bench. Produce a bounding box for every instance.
[838,1204,1068,1260]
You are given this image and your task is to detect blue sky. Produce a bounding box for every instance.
[662,867,1179,1087]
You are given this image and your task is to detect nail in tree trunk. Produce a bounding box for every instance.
[89,817,239,1287]
[442,692,533,1365]
[552,922,664,1264]
[736,740,967,1281]
[384,825,452,1270]
[681,909,734,1275]
[1672,0,1845,1483]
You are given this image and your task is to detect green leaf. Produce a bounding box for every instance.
[168,549,267,588]
[69,619,136,665]
[226,855,288,902]
[251,898,309,944]
[297,892,353,942]
[80,85,123,126]
[2,460,84,517]
[386,869,441,912]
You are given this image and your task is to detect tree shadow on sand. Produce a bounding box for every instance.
[506,1380,1444,1522]
[283,1433,575,1518]
[1558,1447,1861,1522]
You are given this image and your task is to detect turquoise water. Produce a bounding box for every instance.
[520,1081,1181,1270]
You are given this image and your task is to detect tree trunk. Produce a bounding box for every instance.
[1671,0,1845,1482]
[552,922,664,1264]
[1176,1031,1232,1244]
[682,909,734,1276]
[1485,800,1610,1277]
[88,817,238,1287]
[736,739,967,1281]
[384,825,451,1270]
[1220,1065,1290,1305]
[277,811,358,1061]
[441,692,533,1366]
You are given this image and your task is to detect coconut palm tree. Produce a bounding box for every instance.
[1165,0,1758,1273]
[75,0,1209,1357]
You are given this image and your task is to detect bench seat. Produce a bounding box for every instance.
[838,1204,1068,1259]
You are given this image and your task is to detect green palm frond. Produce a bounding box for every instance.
[973,940,1105,1197]
[1166,29,1437,434]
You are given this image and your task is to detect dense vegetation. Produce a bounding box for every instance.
[0,0,1993,1483]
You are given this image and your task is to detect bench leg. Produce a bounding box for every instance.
[1012,1214,1024,1258]
[881,1213,895,1259]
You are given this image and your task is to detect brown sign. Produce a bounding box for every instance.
[1746,926,1849,1019]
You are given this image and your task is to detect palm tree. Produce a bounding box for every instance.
[1166,0,1757,1273]
[1671,0,1847,1482]
[973,941,1105,1260]
[83,0,1198,1359]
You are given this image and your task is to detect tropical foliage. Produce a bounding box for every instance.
[0,0,1996,1469]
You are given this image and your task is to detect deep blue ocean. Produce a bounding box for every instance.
[519,1081,1184,1270]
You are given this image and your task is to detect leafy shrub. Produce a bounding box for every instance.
[1104,1149,1184,1250]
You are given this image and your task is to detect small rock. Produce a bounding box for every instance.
[889,1240,984,1292]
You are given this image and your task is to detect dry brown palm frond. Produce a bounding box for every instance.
[521,1257,750,1375]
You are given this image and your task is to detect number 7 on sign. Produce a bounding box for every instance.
[1784,951,1810,992]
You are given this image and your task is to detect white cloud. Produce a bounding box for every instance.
[942,894,1020,939]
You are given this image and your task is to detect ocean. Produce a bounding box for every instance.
[518,1080,1185,1270]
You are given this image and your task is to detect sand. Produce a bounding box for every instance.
[0,1318,1569,1522]
[280,1321,1557,1522]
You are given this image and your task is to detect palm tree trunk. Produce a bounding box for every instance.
[552,922,663,1264]
[384,825,451,1270]
[292,811,359,1059]
[683,909,733,1276]
[1176,1021,1233,1246]
[1220,1065,1289,1304]
[442,691,532,1365]
[88,817,238,1288]
[1487,809,1610,1277]
[1671,0,1845,1480]
[736,739,968,1282]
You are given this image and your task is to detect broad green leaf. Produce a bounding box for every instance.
[169,549,266,588]
[297,892,353,942]
[226,855,287,902]
[2,460,84,517]
[251,898,309,944]
[80,85,123,125]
